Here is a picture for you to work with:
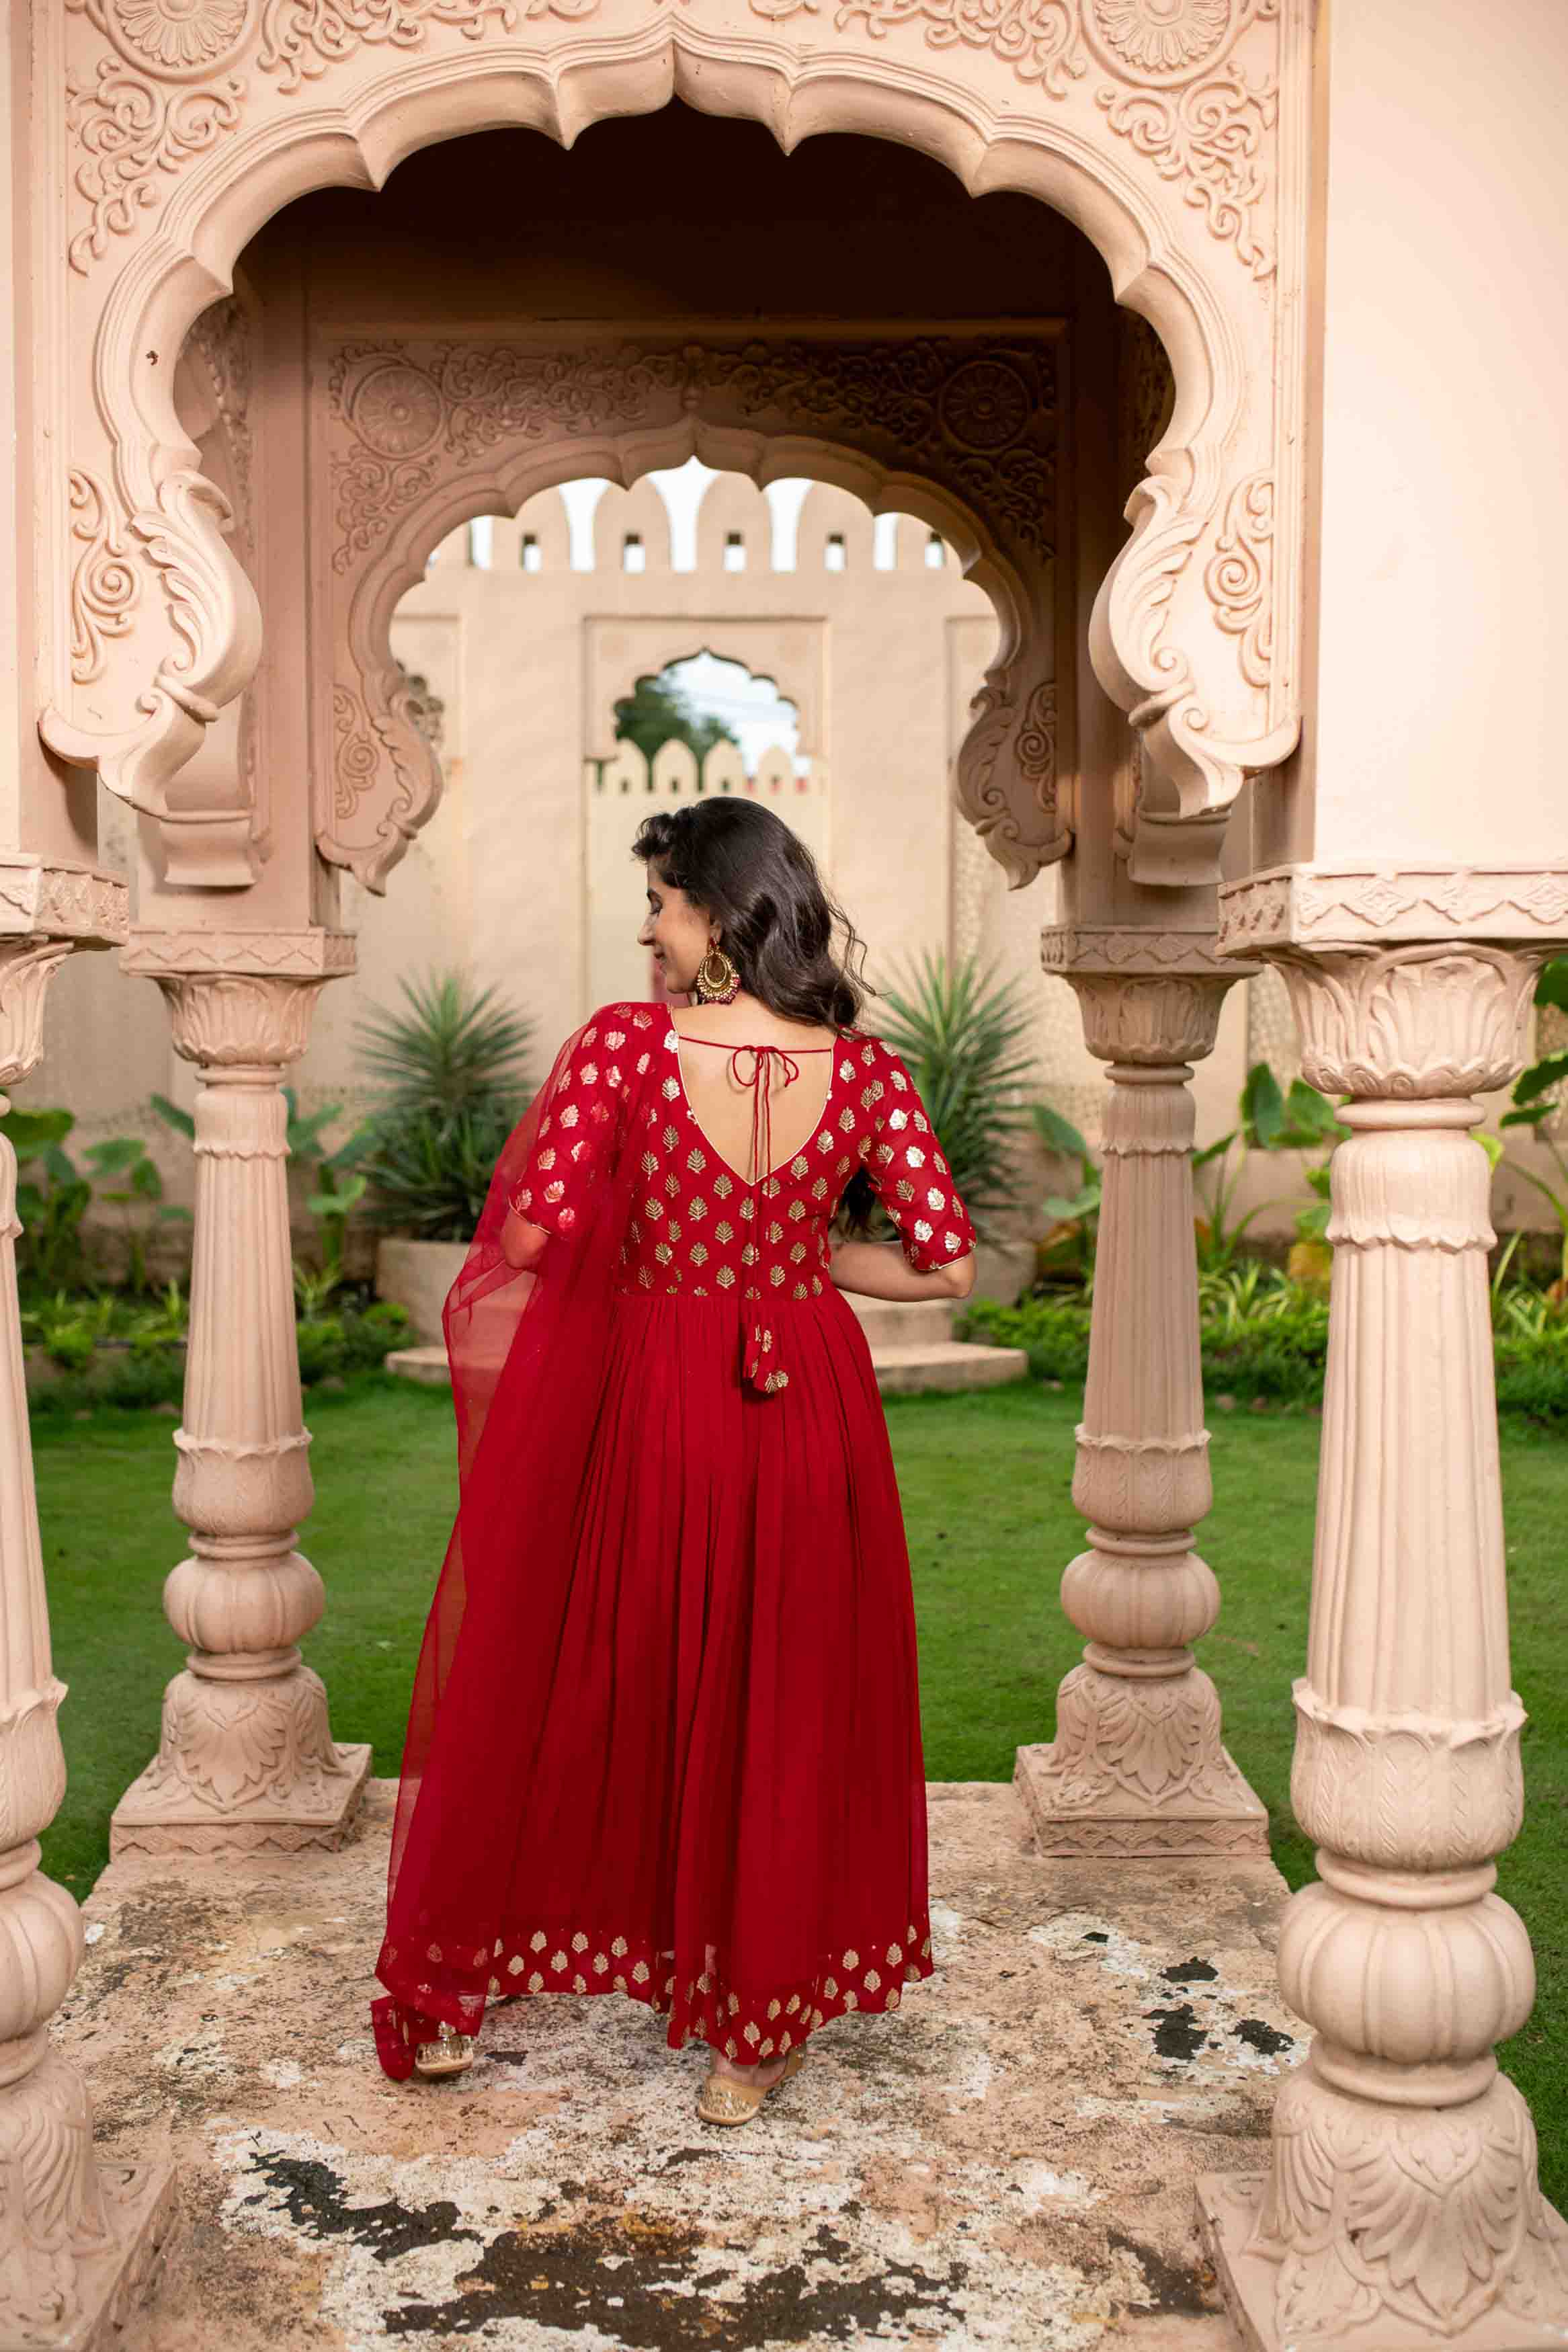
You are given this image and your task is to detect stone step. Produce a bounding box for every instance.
[383,1345,451,1387]
[870,1341,1030,1397]
[843,1295,956,1349]
[386,1332,1027,1400]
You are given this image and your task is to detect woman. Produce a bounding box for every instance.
[372,797,977,2124]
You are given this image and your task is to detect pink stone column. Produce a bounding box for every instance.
[112,941,369,1856]
[0,936,175,2341]
[1201,886,1568,2345]
[1016,928,1268,1857]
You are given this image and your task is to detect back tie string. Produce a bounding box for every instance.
[681,1035,834,1398]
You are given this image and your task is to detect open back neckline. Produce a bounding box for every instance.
[667,1012,839,1187]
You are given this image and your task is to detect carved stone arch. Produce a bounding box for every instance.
[327,378,1054,892]
[36,2,1309,893]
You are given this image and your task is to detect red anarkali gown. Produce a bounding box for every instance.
[372,1002,977,2078]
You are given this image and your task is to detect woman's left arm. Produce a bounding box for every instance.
[829,1238,977,1301]
[500,1211,550,1270]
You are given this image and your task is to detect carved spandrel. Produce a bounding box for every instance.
[324,331,1067,891]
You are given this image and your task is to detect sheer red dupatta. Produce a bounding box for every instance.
[372,1016,638,2078]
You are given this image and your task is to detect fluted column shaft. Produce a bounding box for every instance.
[1015,930,1267,1857]
[1201,910,1568,2346]
[112,959,369,1853]
[0,934,174,2345]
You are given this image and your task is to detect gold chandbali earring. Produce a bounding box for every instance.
[694,939,740,1004]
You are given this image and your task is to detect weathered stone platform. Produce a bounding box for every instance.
[54,1779,1305,2351]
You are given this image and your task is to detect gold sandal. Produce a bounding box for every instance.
[696,2046,805,2126]
[413,2019,476,2080]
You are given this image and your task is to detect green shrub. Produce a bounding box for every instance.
[341,1299,411,1371]
[296,1316,347,1383]
[967,1260,1568,1424]
[296,1299,411,1383]
[26,1346,185,1418]
[957,1294,1091,1382]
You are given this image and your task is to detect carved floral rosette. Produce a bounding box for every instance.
[42,0,1307,891]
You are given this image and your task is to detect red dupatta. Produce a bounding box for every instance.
[371,1014,643,2076]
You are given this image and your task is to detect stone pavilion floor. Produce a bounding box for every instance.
[53,1779,1305,2351]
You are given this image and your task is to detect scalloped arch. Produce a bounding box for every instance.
[44,3,1306,889]
[340,409,1034,891]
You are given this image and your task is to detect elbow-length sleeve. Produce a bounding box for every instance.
[862,1041,978,1271]
[506,1012,630,1238]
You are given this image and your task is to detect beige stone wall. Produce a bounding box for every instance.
[29,450,1563,1257]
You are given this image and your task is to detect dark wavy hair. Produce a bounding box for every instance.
[631,795,878,1227]
[630,796,872,1032]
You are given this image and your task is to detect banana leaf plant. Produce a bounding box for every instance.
[1193,1062,1347,1275]
[1499,958,1568,1298]
[1032,1101,1102,1283]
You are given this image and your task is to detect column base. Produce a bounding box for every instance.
[111,1742,370,1856]
[45,2161,178,2352]
[110,1661,372,1857]
[1198,2171,1568,2352]
[1014,1659,1270,1857]
[0,2048,178,2352]
[110,1738,370,1855]
[1015,1736,1269,1855]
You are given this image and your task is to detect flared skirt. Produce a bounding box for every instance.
[372,1287,934,2074]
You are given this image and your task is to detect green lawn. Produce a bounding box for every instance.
[31,1377,1568,2207]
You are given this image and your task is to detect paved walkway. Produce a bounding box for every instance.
[57,1781,1305,2351]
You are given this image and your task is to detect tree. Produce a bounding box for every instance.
[613,669,738,766]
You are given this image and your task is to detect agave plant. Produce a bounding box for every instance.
[355,971,533,1116]
[870,952,1037,1241]
[354,971,534,1243]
